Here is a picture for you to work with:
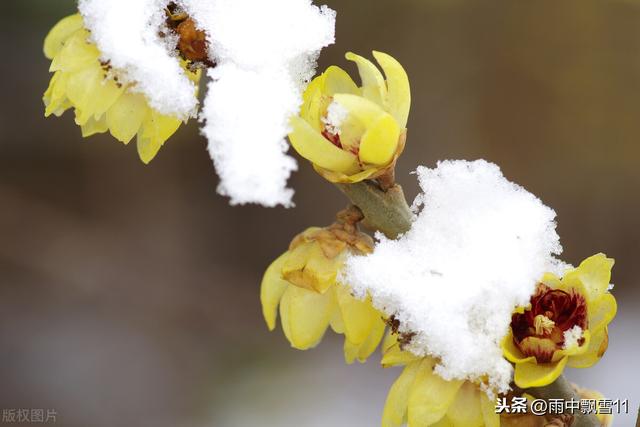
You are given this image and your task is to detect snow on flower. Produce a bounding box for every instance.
[78,0,336,207]
[343,160,563,393]
[78,0,200,119]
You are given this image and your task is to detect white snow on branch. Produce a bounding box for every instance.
[186,0,336,207]
[202,64,298,206]
[79,0,336,207]
[79,0,199,119]
[343,160,563,393]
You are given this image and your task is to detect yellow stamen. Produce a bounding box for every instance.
[534,314,555,336]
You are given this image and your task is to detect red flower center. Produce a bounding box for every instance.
[321,128,342,149]
[511,284,587,362]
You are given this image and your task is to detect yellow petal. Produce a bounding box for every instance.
[345,52,386,107]
[540,272,562,289]
[332,93,388,127]
[513,356,568,389]
[281,242,338,293]
[288,116,360,175]
[43,71,60,102]
[67,66,103,125]
[44,14,84,60]
[480,391,500,427]
[359,113,400,166]
[588,292,617,334]
[329,304,345,334]
[136,111,181,164]
[50,30,100,73]
[279,284,334,350]
[299,66,358,133]
[312,164,377,184]
[92,83,125,120]
[303,245,341,293]
[408,358,463,427]
[282,242,313,276]
[87,82,124,123]
[344,313,385,364]
[323,65,359,97]
[44,72,71,117]
[106,92,148,144]
[335,284,376,345]
[372,51,411,129]
[80,115,109,137]
[567,327,609,368]
[382,361,421,427]
[47,99,72,118]
[300,75,327,132]
[382,330,399,353]
[68,65,123,126]
[382,343,421,368]
[502,333,535,364]
[354,314,385,361]
[260,253,289,331]
[343,339,360,364]
[431,417,454,427]
[446,382,484,427]
[563,253,614,301]
[330,93,395,161]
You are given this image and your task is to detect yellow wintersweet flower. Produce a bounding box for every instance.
[502,254,617,389]
[43,14,202,163]
[260,207,386,363]
[381,333,500,427]
[288,51,410,185]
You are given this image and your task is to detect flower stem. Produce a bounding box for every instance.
[335,181,413,239]
[336,179,601,427]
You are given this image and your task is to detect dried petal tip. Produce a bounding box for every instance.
[165,3,214,68]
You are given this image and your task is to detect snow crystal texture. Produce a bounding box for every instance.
[188,0,335,206]
[79,0,336,207]
[79,0,199,118]
[343,160,563,393]
[563,326,583,350]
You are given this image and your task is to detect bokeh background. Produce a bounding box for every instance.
[1,1,639,426]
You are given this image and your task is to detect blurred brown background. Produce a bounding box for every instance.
[1,1,639,426]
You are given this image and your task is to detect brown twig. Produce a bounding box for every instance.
[335,181,413,239]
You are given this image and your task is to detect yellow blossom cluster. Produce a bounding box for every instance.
[43,14,201,163]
